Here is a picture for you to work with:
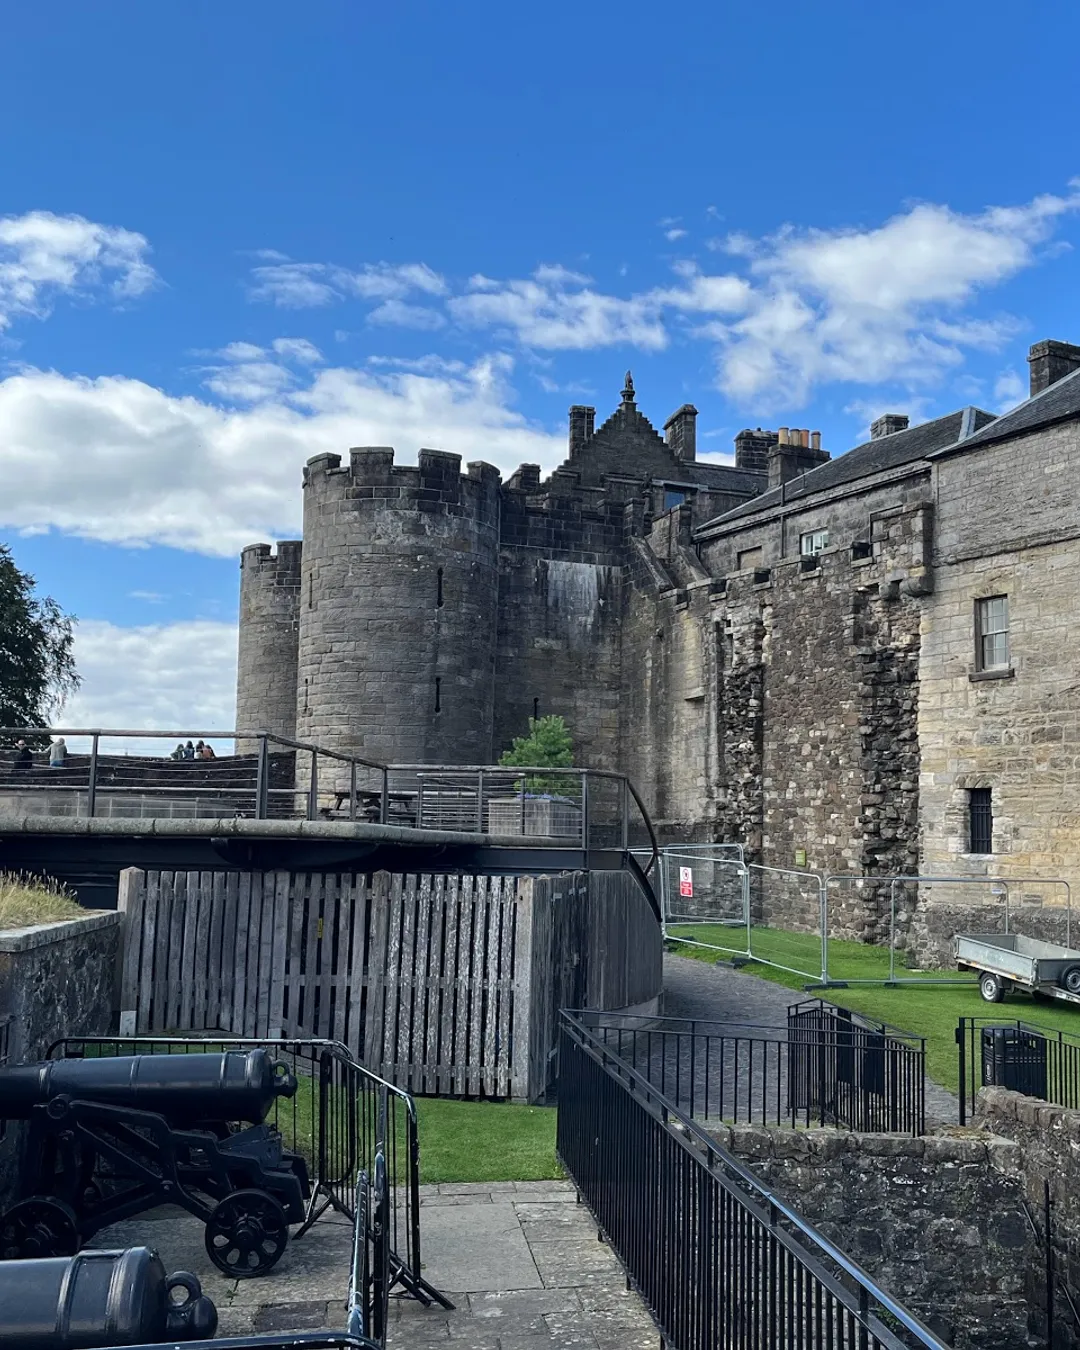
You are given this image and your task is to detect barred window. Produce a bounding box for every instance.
[976,596,1009,671]
[969,788,993,855]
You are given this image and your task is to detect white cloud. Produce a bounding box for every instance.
[271,337,323,364]
[664,228,688,242]
[993,368,1027,410]
[62,619,238,754]
[0,210,157,330]
[450,266,669,351]
[248,259,447,308]
[367,299,446,330]
[0,355,564,557]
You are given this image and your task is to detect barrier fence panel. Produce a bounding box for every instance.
[956,1016,1080,1125]
[45,1034,451,1309]
[660,848,827,984]
[579,1007,925,1134]
[556,1013,948,1350]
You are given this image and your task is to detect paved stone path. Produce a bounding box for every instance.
[98,1180,655,1349]
[662,952,961,1126]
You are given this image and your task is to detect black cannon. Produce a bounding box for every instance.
[0,1050,311,1277]
[0,1246,218,1347]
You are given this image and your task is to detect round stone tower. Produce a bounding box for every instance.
[296,447,501,764]
[235,540,302,746]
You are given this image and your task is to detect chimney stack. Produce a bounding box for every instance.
[664,404,698,461]
[767,431,830,489]
[734,428,777,474]
[1027,340,1080,397]
[568,405,596,455]
[870,414,910,440]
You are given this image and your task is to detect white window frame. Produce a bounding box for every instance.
[800,529,830,557]
[975,596,1009,671]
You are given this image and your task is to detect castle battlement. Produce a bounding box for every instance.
[239,540,303,579]
[303,446,501,517]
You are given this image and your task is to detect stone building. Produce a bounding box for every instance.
[236,342,1080,939]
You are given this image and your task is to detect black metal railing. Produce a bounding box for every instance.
[579,1002,925,1135]
[557,1013,948,1350]
[957,1015,1080,1124]
[46,1035,451,1310]
[0,728,659,870]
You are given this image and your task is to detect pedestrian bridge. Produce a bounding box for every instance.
[0,727,658,910]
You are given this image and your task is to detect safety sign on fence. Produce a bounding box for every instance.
[679,866,693,898]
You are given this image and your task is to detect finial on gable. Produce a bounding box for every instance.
[622,371,636,406]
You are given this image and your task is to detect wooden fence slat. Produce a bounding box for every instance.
[413,875,434,1095]
[233,872,252,1037]
[302,873,322,1037]
[117,869,145,1037]
[317,874,338,1041]
[268,871,290,1039]
[219,873,239,1033]
[363,873,392,1068]
[453,876,474,1098]
[331,874,353,1047]
[397,875,418,1090]
[285,873,306,1037]
[481,878,499,1095]
[346,875,369,1058]
[496,878,515,1098]
[469,877,489,1096]
[169,872,190,1032]
[510,878,536,1103]
[206,872,226,1031]
[427,875,450,1095]
[380,874,406,1082]
[190,873,209,1032]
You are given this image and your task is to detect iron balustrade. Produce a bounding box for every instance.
[578,1003,925,1135]
[956,1016,1080,1124]
[556,1012,948,1350]
[0,729,658,871]
[45,1035,451,1311]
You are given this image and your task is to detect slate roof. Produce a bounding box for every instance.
[656,461,766,494]
[699,407,997,532]
[928,367,1080,457]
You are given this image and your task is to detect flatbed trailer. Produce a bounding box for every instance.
[955,932,1080,1005]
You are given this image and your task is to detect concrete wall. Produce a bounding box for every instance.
[713,1121,1033,1350]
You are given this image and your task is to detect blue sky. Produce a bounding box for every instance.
[3,0,1080,738]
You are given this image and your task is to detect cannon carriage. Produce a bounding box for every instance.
[0,1049,311,1277]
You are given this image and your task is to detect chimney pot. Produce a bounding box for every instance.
[778,426,789,445]
[810,431,821,451]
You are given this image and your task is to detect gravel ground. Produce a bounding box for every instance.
[657,953,960,1128]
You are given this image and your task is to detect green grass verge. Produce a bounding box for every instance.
[414,1099,560,1184]
[668,923,1080,1094]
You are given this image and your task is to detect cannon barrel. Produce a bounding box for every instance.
[0,1248,217,1347]
[0,1049,297,1125]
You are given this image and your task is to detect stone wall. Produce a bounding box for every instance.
[235,540,302,746]
[975,1087,1080,1348]
[713,1121,1033,1350]
[0,912,121,1207]
[910,899,1077,969]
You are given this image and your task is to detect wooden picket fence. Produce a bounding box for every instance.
[117,868,547,1100]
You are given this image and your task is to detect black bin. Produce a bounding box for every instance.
[981,1026,1048,1099]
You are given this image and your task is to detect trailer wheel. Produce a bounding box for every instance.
[1060,966,1080,995]
[980,972,1005,1003]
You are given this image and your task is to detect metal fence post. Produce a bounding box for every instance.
[956,1018,967,1126]
[620,776,629,851]
[349,760,357,822]
[380,768,389,825]
[308,747,319,820]
[476,768,484,833]
[255,735,269,819]
[819,876,829,985]
[580,771,590,851]
[87,732,99,818]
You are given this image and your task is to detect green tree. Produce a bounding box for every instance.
[499,715,574,794]
[0,544,80,730]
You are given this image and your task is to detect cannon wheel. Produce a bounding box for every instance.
[0,1196,79,1260]
[204,1189,289,1278]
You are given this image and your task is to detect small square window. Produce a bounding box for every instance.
[663,489,686,511]
[969,787,993,854]
[800,530,829,556]
[975,596,1009,671]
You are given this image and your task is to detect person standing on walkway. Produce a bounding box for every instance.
[49,737,66,767]
[12,740,32,772]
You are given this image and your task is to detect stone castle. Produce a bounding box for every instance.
[237,342,1080,937]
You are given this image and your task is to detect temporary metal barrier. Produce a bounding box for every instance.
[557,1012,948,1350]
[577,1005,926,1134]
[956,1015,1080,1125]
[45,1035,451,1310]
[823,874,1073,985]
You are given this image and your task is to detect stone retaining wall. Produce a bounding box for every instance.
[0,912,121,1208]
[910,901,1074,968]
[709,1121,1033,1350]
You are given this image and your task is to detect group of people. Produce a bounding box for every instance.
[10,737,67,769]
[169,740,217,761]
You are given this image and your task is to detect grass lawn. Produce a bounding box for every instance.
[668,923,1080,1094]
[414,1099,560,1184]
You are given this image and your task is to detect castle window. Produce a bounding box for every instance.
[800,530,829,557]
[533,698,540,721]
[975,596,1009,671]
[436,567,444,608]
[968,788,993,854]
[434,677,442,714]
[664,489,686,511]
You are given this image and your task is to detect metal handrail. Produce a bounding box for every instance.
[562,1011,949,1349]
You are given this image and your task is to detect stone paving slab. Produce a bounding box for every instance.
[96,1180,655,1349]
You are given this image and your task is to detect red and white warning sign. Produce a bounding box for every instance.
[679,866,693,898]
